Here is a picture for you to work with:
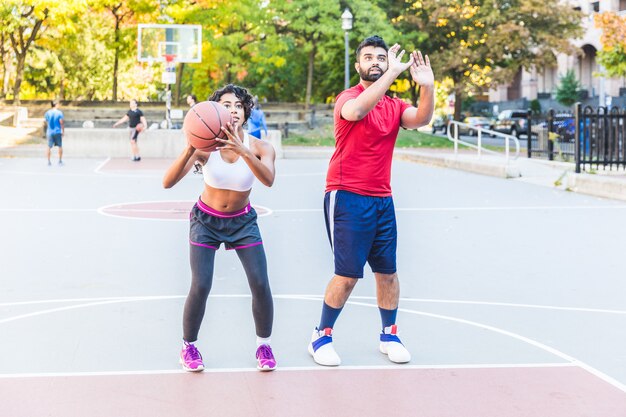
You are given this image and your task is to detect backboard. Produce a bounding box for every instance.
[137,24,202,63]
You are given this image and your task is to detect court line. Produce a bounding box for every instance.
[0,362,576,379]
[2,205,626,214]
[94,157,111,174]
[2,294,625,315]
[97,201,273,219]
[344,299,626,393]
[1,294,624,392]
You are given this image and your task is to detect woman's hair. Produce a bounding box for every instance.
[208,84,254,123]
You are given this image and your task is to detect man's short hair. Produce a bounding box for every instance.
[50,100,58,107]
[188,94,197,102]
[355,35,388,61]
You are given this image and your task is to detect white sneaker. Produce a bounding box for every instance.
[379,325,411,363]
[308,327,341,366]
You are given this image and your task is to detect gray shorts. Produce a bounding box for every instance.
[189,199,262,250]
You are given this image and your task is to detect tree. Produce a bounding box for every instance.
[271,0,342,110]
[0,0,87,104]
[91,0,158,101]
[594,12,626,78]
[555,69,581,107]
[390,0,583,120]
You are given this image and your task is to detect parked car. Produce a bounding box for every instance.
[458,116,494,136]
[492,110,529,138]
[431,114,452,134]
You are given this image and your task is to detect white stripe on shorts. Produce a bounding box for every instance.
[328,190,337,249]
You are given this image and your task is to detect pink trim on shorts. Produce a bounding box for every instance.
[190,240,219,250]
[196,199,251,218]
[226,242,263,251]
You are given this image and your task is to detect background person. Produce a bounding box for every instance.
[113,99,147,161]
[163,84,278,372]
[44,99,64,166]
[247,96,268,139]
[309,35,434,366]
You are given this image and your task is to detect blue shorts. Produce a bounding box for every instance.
[47,133,62,148]
[324,190,397,278]
[190,199,263,250]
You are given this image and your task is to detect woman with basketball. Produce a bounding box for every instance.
[163,84,277,372]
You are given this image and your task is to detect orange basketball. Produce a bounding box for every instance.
[183,101,232,152]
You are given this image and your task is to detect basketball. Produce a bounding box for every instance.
[135,122,145,133]
[184,101,232,152]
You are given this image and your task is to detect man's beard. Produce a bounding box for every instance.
[358,66,384,82]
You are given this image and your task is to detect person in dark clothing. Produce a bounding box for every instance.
[113,99,148,161]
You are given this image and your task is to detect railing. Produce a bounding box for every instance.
[447,121,520,162]
[575,103,626,173]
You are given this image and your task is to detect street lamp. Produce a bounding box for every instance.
[341,8,353,90]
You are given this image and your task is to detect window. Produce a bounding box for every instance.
[591,1,599,13]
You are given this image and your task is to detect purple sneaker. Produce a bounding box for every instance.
[180,341,204,372]
[256,344,277,371]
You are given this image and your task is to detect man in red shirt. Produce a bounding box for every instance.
[309,35,434,366]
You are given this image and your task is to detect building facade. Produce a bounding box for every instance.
[489,0,626,109]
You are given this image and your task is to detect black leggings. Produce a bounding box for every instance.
[183,244,274,341]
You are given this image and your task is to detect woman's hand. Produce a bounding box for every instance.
[215,122,250,157]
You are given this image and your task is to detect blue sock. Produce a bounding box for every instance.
[379,307,398,331]
[319,302,343,330]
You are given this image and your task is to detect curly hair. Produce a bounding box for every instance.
[208,84,254,124]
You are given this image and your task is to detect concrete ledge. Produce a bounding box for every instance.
[17,128,284,159]
[394,150,520,178]
[567,173,626,202]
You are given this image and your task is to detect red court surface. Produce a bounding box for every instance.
[2,366,625,417]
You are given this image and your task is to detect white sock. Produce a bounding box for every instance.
[183,339,198,349]
[256,336,271,347]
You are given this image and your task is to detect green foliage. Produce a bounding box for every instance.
[383,0,583,118]
[529,99,541,114]
[284,125,455,148]
[555,69,581,107]
[597,45,626,78]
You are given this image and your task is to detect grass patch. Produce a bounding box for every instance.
[283,124,455,148]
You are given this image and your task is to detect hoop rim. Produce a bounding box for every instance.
[164,54,177,63]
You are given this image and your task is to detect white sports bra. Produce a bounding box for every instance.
[202,132,255,192]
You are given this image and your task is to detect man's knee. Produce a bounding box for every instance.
[333,275,358,292]
[376,272,398,286]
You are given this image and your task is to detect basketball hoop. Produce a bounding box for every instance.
[164,54,177,64]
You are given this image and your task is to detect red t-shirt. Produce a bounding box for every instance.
[326,84,411,197]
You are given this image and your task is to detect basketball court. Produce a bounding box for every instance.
[1,155,626,416]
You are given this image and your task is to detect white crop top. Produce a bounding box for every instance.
[202,132,255,192]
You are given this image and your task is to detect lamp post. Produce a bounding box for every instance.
[341,8,353,90]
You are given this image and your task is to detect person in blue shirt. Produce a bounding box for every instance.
[44,100,64,166]
[248,96,267,139]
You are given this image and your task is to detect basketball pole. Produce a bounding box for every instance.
[164,54,176,129]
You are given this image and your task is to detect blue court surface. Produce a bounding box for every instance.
[1,156,625,416]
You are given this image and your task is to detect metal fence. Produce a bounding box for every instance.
[523,104,626,171]
[575,103,626,173]
[526,110,576,161]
